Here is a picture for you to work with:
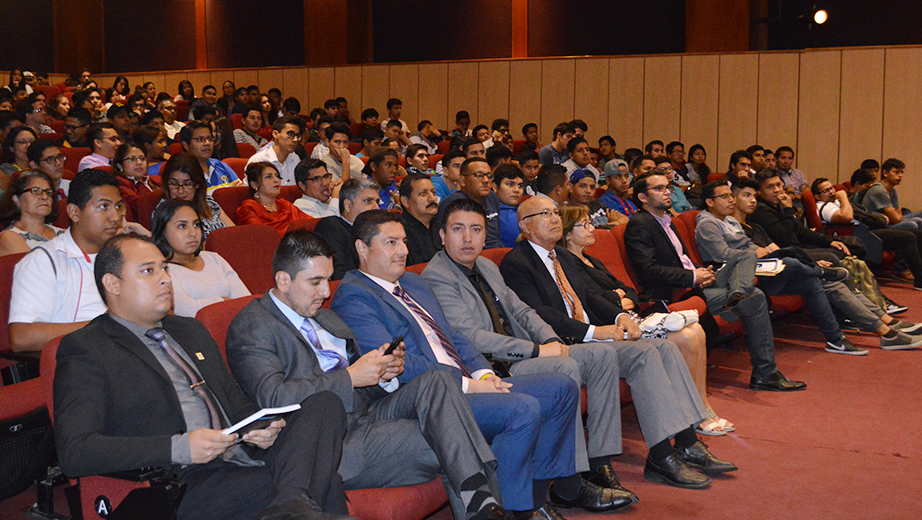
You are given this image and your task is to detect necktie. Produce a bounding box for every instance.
[469,271,512,337]
[300,318,349,372]
[57,188,66,199]
[145,328,224,430]
[393,285,472,377]
[547,250,586,323]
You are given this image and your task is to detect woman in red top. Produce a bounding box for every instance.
[236,161,309,235]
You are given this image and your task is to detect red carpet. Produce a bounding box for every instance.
[3,279,920,519]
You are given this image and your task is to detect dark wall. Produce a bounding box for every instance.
[528,0,686,57]
[372,1,512,63]
[768,0,922,50]
[0,0,55,73]
[206,0,304,69]
[105,0,196,72]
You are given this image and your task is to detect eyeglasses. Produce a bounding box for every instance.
[283,130,302,139]
[653,166,674,174]
[646,185,671,193]
[160,105,176,111]
[306,173,333,182]
[191,136,214,144]
[573,221,595,229]
[14,139,35,146]
[40,153,65,164]
[709,193,734,201]
[123,155,147,164]
[64,123,88,131]
[521,208,561,221]
[463,171,493,181]
[102,136,122,143]
[167,181,197,191]
[20,187,54,197]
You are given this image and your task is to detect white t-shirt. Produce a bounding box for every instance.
[9,229,106,325]
[168,252,250,317]
[817,199,853,224]
[246,144,301,186]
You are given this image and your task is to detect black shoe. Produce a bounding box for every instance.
[821,267,849,282]
[256,498,359,520]
[885,297,909,315]
[675,441,738,474]
[472,505,512,520]
[721,292,760,319]
[582,464,635,498]
[548,478,636,513]
[643,452,711,489]
[825,337,868,356]
[513,504,566,520]
[749,371,807,392]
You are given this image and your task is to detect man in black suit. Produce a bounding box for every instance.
[498,196,736,489]
[623,171,805,392]
[314,177,381,280]
[226,230,507,520]
[53,234,354,520]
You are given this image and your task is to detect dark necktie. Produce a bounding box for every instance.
[468,270,512,337]
[393,285,472,377]
[145,327,224,430]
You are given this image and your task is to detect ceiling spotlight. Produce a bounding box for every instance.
[813,9,828,24]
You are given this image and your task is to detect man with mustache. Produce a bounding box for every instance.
[294,158,340,218]
[399,173,441,265]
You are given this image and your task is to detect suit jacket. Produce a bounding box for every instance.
[750,197,835,249]
[331,270,492,385]
[226,293,388,481]
[54,313,258,478]
[623,209,696,300]
[422,250,560,361]
[499,240,623,342]
[314,216,355,280]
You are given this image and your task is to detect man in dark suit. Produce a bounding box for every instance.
[623,171,805,392]
[226,230,507,520]
[313,177,381,280]
[332,210,631,520]
[495,196,735,489]
[53,234,353,520]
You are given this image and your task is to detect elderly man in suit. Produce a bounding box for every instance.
[313,177,382,280]
[226,230,508,520]
[331,210,632,520]
[493,197,736,490]
[53,234,353,520]
[623,171,806,392]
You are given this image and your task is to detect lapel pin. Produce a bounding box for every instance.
[195,352,205,361]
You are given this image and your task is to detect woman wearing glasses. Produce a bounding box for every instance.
[112,143,160,219]
[0,170,63,256]
[157,154,234,239]
[558,204,733,436]
[236,161,310,235]
[151,199,249,317]
[1,127,38,188]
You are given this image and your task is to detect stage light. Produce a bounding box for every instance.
[813,9,828,24]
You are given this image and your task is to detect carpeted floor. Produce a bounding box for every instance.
[3,279,920,519]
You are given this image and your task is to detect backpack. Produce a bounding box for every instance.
[838,255,887,312]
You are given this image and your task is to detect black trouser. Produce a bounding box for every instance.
[177,392,348,520]
[874,228,922,279]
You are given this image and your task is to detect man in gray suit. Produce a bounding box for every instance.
[422,199,736,493]
[226,229,509,520]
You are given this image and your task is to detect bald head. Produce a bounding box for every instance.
[517,195,561,250]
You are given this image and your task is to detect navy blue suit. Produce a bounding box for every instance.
[332,270,577,511]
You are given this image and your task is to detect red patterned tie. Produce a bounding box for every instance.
[393,285,472,377]
[548,250,586,322]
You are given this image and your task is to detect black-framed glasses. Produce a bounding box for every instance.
[463,171,493,181]
[306,173,333,182]
[646,185,670,193]
[41,154,65,164]
[168,181,197,191]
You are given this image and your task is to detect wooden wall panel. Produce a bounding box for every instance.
[717,54,758,173]
[540,59,575,143]
[142,74,166,96]
[757,53,799,152]
[185,71,212,93]
[210,71,233,91]
[797,50,841,182]
[679,54,719,166]
[883,47,922,210]
[478,61,511,129]
[282,69,309,108]
[334,67,363,113]
[418,63,449,131]
[608,57,644,152]
[258,69,285,92]
[573,58,609,145]
[163,73,188,97]
[233,69,259,90]
[448,62,480,127]
[509,60,543,140]
[838,49,884,183]
[308,67,335,112]
[389,64,420,129]
[642,56,681,147]
[361,65,390,116]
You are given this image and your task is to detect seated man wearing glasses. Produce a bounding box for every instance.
[294,158,339,218]
[27,139,70,198]
[61,106,92,148]
[246,116,306,186]
[77,123,122,172]
[435,158,503,249]
[179,121,243,193]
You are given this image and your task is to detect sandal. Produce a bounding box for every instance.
[696,420,727,436]
[706,407,735,432]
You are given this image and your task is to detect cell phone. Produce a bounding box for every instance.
[384,336,404,356]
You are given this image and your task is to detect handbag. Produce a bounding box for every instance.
[632,310,699,339]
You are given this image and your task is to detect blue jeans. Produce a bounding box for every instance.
[757,259,843,343]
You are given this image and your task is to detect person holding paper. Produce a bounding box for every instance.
[699,179,922,353]
[226,229,510,520]
[53,233,355,520]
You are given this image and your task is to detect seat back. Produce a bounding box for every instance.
[195,295,260,361]
[0,253,28,356]
[204,225,280,294]
[707,172,725,183]
[428,154,443,170]
[512,140,526,155]
[480,247,512,267]
[0,377,53,502]
[405,262,428,275]
[801,189,824,231]
[436,140,450,154]
[167,142,184,156]
[287,217,320,232]
[671,211,704,265]
[347,142,362,155]
[235,142,256,159]
[222,158,250,181]
[61,147,91,174]
[211,186,251,224]
[585,229,639,292]
[350,122,364,139]
[136,190,164,230]
[304,142,318,156]
[257,126,274,141]
[280,185,302,203]
[230,113,243,130]
[609,225,644,292]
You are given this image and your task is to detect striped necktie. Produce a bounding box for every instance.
[300,318,349,371]
[547,250,586,322]
[393,285,471,377]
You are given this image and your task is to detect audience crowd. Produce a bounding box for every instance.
[4,69,922,520]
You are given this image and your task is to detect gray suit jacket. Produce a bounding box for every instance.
[422,250,560,361]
